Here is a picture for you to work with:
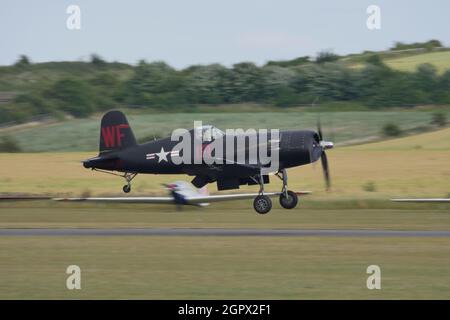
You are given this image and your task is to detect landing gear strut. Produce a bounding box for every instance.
[276,169,298,209]
[92,169,138,194]
[122,172,137,193]
[253,173,272,214]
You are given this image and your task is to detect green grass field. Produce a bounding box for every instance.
[2,236,450,299]
[3,110,449,152]
[1,201,450,299]
[1,203,450,230]
[1,124,449,299]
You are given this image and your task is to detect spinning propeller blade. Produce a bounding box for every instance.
[321,151,331,191]
[316,119,332,191]
[317,118,323,142]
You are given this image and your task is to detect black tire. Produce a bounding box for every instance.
[253,195,272,214]
[279,190,298,209]
[123,185,131,193]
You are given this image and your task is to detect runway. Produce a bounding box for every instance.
[1,228,450,237]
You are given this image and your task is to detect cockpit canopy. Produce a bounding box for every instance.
[194,125,225,142]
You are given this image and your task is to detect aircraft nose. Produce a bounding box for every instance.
[310,140,323,163]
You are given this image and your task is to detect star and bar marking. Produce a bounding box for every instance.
[146,147,179,163]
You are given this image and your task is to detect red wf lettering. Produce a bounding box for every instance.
[102,124,129,148]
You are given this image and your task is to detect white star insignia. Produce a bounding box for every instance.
[156,147,169,163]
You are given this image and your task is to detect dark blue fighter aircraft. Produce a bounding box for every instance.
[81,110,333,214]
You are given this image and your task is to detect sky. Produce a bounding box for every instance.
[0,0,449,69]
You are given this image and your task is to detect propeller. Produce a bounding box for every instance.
[317,117,322,140]
[321,149,331,191]
[316,118,333,191]
[308,98,332,190]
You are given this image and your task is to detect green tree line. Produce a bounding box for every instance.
[1,49,450,124]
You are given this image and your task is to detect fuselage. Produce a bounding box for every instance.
[83,129,323,177]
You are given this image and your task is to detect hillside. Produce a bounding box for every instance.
[384,51,450,73]
[1,48,449,92]
[346,50,450,74]
[1,41,449,126]
[0,61,134,92]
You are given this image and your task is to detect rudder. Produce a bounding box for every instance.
[99,110,136,154]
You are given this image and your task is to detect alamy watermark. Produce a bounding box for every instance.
[366,5,381,30]
[366,265,381,290]
[167,121,280,174]
[66,5,81,30]
[66,265,81,290]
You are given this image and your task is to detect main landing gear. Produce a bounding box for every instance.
[253,195,272,214]
[279,190,298,209]
[122,172,137,193]
[253,174,272,214]
[276,169,298,210]
[253,169,298,215]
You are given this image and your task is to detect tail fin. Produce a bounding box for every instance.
[99,110,136,154]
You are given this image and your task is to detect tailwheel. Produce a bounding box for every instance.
[122,172,137,193]
[279,190,298,209]
[90,169,137,194]
[253,195,272,214]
